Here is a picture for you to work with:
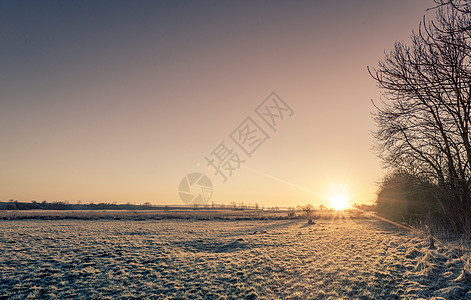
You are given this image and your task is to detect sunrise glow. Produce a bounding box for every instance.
[329,193,349,211]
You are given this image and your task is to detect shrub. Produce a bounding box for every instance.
[375,172,438,223]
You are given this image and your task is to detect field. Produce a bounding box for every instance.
[1,211,471,299]
[0,209,290,221]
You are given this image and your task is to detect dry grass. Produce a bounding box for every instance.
[1,217,471,299]
[0,209,290,220]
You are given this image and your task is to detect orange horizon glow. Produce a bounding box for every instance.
[0,1,431,207]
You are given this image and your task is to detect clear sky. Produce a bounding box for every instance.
[0,0,432,207]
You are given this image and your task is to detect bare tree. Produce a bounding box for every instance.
[433,0,471,15]
[370,6,471,231]
[301,204,314,217]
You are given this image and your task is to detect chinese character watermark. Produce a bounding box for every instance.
[230,117,269,157]
[178,92,293,204]
[256,92,294,131]
[205,141,245,182]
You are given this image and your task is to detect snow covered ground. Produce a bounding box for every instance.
[1,218,470,299]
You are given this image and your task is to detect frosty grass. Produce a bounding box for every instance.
[1,218,471,299]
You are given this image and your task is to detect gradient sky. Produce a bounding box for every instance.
[1,0,432,207]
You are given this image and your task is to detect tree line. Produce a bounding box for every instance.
[0,200,279,211]
[0,200,156,211]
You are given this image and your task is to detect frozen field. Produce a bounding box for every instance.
[1,218,470,299]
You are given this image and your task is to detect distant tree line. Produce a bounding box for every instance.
[0,200,159,211]
[370,1,471,235]
[0,200,370,214]
[0,200,271,211]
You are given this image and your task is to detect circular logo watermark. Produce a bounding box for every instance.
[178,173,213,204]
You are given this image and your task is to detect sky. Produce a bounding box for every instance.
[0,0,433,207]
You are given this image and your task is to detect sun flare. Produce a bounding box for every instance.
[329,194,349,211]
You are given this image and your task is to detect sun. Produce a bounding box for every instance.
[329,193,349,211]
